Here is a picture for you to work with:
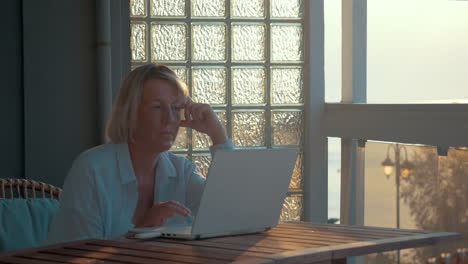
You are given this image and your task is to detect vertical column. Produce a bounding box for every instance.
[340,0,367,227]
[341,1,367,263]
[303,0,327,223]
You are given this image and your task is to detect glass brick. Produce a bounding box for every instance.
[193,111,227,149]
[151,0,185,17]
[280,194,303,222]
[289,154,303,190]
[150,23,187,62]
[170,67,188,84]
[271,24,303,62]
[271,0,303,19]
[130,23,147,62]
[232,111,266,147]
[232,24,266,62]
[192,24,226,62]
[271,67,303,105]
[130,0,146,17]
[171,127,189,150]
[192,0,225,18]
[272,111,303,146]
[192,155,211,178]
[232,67,266,105]
[231,0,264,18]
[192,68,227,105]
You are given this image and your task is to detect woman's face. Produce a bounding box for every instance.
[133,78,184,153]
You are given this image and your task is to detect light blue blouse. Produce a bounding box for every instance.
[46,140,234,245]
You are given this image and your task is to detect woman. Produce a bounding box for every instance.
[46,63,233,244]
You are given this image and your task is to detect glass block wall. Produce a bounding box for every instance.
[129,0,304,221]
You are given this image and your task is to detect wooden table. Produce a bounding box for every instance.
[0,222,461,264]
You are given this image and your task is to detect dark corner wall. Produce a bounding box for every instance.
[1,0,24,182]
[1,0,100,187]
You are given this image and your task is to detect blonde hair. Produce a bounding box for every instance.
[106,63,188,143]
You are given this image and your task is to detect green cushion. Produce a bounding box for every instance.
[0,198,60,252]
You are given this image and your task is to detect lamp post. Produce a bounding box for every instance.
[381,144,414,264]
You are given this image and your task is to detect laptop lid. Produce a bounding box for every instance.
[191,148,298,237]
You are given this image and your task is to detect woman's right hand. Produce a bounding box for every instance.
[135,200,191,228]
[177,97,228,145]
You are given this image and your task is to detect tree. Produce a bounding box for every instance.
[399,147,468,263]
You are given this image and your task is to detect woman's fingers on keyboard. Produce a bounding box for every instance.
[162,201,191,217]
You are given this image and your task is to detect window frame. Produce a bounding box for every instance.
[335,0,468,227]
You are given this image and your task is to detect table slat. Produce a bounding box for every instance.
[91,240,271,260]
[269,228,370,241]
[282,222,427,235]
[43,248,179,264]
[274,225,407,240]
[87,240,275,264]
[24,252,120,264]
[162,239,283,254]
[265,230,364,243]
[209,233,336,248]
[0,256,62,264]
[67,244,227,264]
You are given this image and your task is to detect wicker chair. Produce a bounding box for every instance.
[0,178,62,252]
[0,178,62,200]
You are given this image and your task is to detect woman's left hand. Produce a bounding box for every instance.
[178,97,228,145]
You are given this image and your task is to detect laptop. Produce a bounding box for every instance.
[129,148,298,240]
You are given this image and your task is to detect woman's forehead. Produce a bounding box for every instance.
[141,79,184,103]
[141,94,185,104]
[149,95,184,104]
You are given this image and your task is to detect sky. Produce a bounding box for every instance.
[324,0,468,103]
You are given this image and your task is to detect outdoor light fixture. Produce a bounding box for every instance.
[381,156,394,179]
[381,144,414,181]
[400,159,414,179]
